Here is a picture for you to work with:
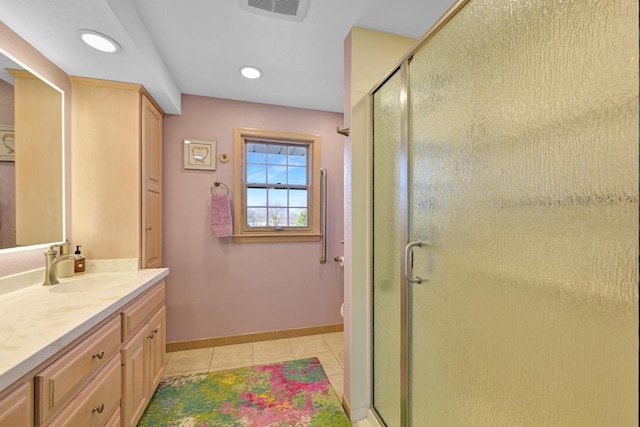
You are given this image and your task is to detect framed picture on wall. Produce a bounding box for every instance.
[184,138,216,170]
[0,125,15,162]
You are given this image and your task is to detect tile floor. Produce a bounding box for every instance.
[164,331,378,426]
[164,332,346,408]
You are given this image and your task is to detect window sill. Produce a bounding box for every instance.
[232,233,322,243]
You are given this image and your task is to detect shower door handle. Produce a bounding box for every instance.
[405,241,427,284]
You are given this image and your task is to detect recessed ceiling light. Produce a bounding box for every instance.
[77,30,122,53]
[240,66,262,79]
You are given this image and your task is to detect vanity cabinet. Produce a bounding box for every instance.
[71,77,164,269]
[0,382,32,427]
[0,275,167,427]
[121,284,166,427]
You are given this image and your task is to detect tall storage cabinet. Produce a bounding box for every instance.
[71,77,163,268]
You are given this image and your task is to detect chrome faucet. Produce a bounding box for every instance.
[42,244,81,286]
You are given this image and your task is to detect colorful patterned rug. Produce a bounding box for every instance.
[138,357,352,426]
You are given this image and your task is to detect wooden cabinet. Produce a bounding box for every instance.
[146,307,166,391]
[47,355,121,427]
[121,326,147,427]
[71,77,164,268]
[141,95,163,269]
[35,317,121,425]
[0,382,32,427]
[0,278,166,427]
[121,284,166,427]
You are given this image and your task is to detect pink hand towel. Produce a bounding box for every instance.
[211,194,233,237]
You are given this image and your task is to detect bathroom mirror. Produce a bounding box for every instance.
[0,50,65,252]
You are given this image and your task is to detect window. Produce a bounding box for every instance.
[233,127,321,242]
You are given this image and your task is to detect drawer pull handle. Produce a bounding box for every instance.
[92,350,105,360]
[148,327,160,340]
[92,403,105,414]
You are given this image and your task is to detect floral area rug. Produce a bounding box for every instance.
[138,357,352,427]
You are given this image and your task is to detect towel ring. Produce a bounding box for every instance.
[211,181,229,196]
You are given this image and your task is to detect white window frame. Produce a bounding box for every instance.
[233,127,321,243]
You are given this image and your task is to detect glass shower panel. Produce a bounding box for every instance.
[408,0,638,425]
[372,69,403,427]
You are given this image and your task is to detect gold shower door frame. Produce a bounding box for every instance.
[371,2,472,425]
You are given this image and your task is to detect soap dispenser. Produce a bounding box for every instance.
[57,240,75,278]
[74,245,86,274]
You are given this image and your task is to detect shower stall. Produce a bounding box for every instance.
[370,0,639,425]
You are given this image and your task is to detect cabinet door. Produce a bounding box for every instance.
[141,95,163,269]
[0,382,32,427]
[147,307,166,392]
[121,325,149,427]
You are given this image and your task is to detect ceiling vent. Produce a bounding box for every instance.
[239,0,310,22]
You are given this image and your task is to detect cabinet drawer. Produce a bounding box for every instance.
[103,406,120,427]
[48,355,121,427]
[0,382,32,427]
[121,282,165,341]
[35,316,121,425]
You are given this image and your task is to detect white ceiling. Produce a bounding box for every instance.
[0,0,454,114]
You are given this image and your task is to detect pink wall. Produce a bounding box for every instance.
[163,94,345,342]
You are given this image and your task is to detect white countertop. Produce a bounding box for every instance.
[0,268,169,391]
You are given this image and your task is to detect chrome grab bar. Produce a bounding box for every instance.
[320,168,327,264]
[404,241,427,284]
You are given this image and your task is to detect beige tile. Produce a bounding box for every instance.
[289,335,331,357]
[163,367,209,377]
[210,343,254,370]
[164,348,213,375]
[253,338,294,365]
[189,339,213,350]
[323,332,344,351]
[353,419,375,427]
[209,361,254,372]
[296,351,343,376]
[333,349,344,368]
[328,372,344,400]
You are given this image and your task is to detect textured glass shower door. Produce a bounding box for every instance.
[406,0,638,425]
[371,69,404,427]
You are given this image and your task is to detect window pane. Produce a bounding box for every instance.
[290,208,308,227]
[267,165,287,184]
[289,189,308,207]
[246,164,266,183]
[247,151,266,163]
[246,142,266,163]
[288,146,307,166]
[268,208,287,227]
[267,144,287,165]
[268,188,287,207]
[288,166,307,185]
[247,187,267,206]
[247,208,267,227]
